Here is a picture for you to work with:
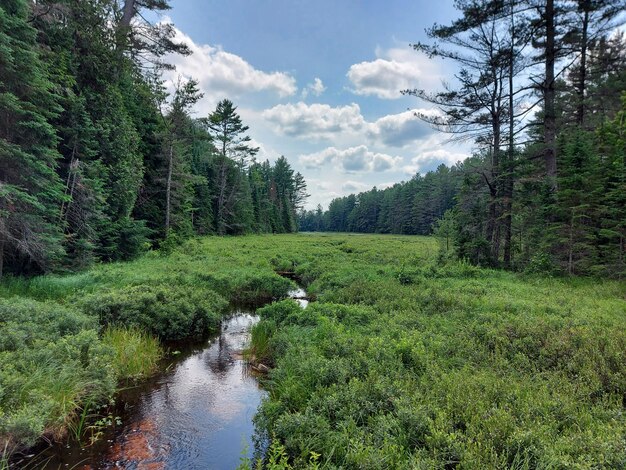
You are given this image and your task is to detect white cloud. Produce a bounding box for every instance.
[367,109,436,147]
[261,102,440,147]
[300,145,402,173]
[302,78,326,98]
[248,138,283,163]
[164,26,297,104]
[347,59,419,99]
[347,47,443,99]
[402,149,467,175]
[342,180,370,192]
[262,102,365,140]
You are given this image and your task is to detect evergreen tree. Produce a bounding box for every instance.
[206,99,258,234]
[404,0,528,265]
[162,79,203,239]
[0,0,66,276]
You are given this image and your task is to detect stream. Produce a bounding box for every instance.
[23,285,308,469]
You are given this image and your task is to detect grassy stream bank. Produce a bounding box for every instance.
[0,236,298,463]
[1,234,625,469]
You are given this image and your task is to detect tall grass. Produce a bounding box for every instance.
[103,326,162,379]
[0,441,9,470]
[249,320,277,365]
[0,272,98,301]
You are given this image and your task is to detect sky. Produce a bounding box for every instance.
[161,0,471,209]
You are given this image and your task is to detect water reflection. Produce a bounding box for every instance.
[106,313,264,469]
[23,283,310,469]
[30,313,265,470]
[288,288,309,308]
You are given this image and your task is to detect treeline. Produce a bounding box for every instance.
[0,0,307,278]
[303,0,625,277]
[299,164,459,234]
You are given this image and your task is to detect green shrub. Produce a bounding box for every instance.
[0,298,97,351]
[0,299,115,448]
[243,235,626,468]
[257,299,303,324]
[201,270,296,304]
[77,284,227,341]
[1,233,624,467]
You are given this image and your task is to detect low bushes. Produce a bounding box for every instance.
[245,235,626,468]
[77,283,228,341]
[200,270,296,304]
[0,299,115,448]
[0,298,164,451]
[0,235,310,456]
[2,234,624,467]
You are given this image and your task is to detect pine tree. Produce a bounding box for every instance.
[0,0,66,276]
[596,94,626,277]
[206,99,258,234]
[404,0,528,265]
[162,79,203,239]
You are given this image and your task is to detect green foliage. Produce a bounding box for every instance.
[432,208,458,261]
[0,0,66,276]
[0,298,115,447]
[257,299,304,324]
[98,216,152,262]
[77,283,227,341]
[301,16,626,280]
[300,164,458,237]
[1,233,624,465]
[102,326,162,380]
[250,319,278,365]
[0,233,300,454]
[0,2,308,279]
[233,234,626,469]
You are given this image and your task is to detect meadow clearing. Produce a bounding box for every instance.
[1,234,625,469]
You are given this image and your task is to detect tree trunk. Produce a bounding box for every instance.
[120,0,136,30]
[165,139,173,236]
[544,0,558,188]
[616,234,626,280]
[0,234,4,279]
[116,0,136,53]
[490,124,502,264]
[568,208,575,275]
[485,178,498,264]
[503,14,515,269]
[217,156,228,235]
[576,7,589,127]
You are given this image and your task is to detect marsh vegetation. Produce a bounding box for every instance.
[1,234,624,468]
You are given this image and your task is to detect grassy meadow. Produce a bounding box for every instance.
[1,234,625,469]
[245,235,626,469]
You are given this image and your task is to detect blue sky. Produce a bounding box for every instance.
[162,0,470,208]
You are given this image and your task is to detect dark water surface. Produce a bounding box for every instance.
[27,313,265,469]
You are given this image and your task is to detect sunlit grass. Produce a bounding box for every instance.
[1,233,624,467]
[103,326,162,380]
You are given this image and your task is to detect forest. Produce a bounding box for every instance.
[1,0,625,469]
[300,1,626,277]
[0,0,308,279]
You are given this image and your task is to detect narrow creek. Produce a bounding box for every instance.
[25,284,308,469]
